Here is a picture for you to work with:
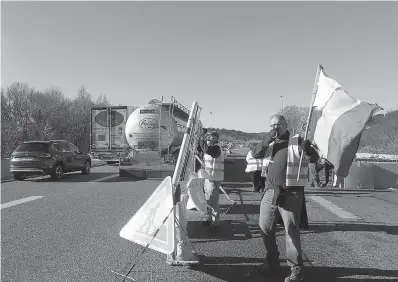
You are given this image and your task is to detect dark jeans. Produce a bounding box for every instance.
[323,162,333,184]
[250,170,266,192]
[259,186,304,272]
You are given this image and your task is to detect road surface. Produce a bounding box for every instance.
[1,165,398,281]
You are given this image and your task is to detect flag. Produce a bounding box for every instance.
[312,69,383,177]
[120,176,175,255]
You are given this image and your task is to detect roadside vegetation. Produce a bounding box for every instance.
[2,82,397,157]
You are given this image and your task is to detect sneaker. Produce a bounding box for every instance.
[284,267,304,282]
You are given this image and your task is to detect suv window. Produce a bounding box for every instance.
[57,143,70,152]
[15,143,49,152]
[68,143,80,153]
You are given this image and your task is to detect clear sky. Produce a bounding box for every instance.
[2,1,398,133]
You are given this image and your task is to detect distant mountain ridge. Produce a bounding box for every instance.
[206,127,267,142]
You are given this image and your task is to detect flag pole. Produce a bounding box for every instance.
[297,64,323,182]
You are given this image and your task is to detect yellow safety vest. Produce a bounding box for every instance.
[286,134,309,187]
[203,147,225,181]
[245,151,263,172]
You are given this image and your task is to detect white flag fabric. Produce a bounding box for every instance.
[313,69,383,177]
[313,69,342,110]
[120,176,175,255]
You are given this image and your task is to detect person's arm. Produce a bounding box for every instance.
[251,129,277,159]
[198,138,207,152]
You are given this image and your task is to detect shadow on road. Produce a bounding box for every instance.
[220,203,260,215]
[305,191,370,196]
[187,220,266,243]
[305,222,398,236]
[31,172,115,182]
[191,259,398,282]
[222,182,253,189]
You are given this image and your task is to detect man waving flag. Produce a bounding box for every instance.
[312,68,383,178]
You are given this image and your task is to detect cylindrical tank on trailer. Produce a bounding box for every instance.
[125,103,183,152]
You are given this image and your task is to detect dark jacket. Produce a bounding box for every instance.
[199,139,222,159]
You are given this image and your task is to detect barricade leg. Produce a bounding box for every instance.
[166,195,200,266]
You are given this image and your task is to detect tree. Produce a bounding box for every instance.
[279,105,309,136]
[95,94,111,107]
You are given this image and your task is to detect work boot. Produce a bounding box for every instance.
[284,267,304,282]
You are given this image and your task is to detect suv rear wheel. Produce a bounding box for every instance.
[13,173,26,181]
[51,163,64,180]
[81,161,91,174]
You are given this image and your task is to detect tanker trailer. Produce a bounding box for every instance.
[125,103,183,153]
[120,99,193,169]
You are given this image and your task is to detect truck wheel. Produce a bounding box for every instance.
[13,173,25,181]
[81,161,91,174]
[51,163,64,180]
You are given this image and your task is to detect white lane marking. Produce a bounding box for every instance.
[1,196,44,210]
[89,174,119,183]
[308,195,361,220]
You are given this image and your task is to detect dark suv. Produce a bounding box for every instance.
[10,140,91,181]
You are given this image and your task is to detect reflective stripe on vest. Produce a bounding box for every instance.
[245,151,263,172]
[203,148,224,181]
[286,134,309,187]
[245,158,262,172]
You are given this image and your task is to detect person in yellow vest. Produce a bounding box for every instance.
[251,114,319,282]
[245,148,265,192]
[199,130,224,228]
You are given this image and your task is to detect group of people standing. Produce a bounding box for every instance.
[194,114,334,282]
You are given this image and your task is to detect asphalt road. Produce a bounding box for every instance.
[1,164,398,282]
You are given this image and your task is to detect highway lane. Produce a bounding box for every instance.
[1,165,398,282]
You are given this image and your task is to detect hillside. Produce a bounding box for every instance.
[206,127,267,142]
[207,109,398,155]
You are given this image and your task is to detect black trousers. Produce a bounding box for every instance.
[250,170,266,192]
[309,162,334,186]
[317,162,334,185]
[271,186,309,230]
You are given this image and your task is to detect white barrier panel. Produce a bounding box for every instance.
[344,161,398,190]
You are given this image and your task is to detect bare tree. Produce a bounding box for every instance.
[1,83,140,157]
[279,105,308,136]
[95,94,111,107]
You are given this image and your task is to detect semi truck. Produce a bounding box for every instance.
[90,106,133,163]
